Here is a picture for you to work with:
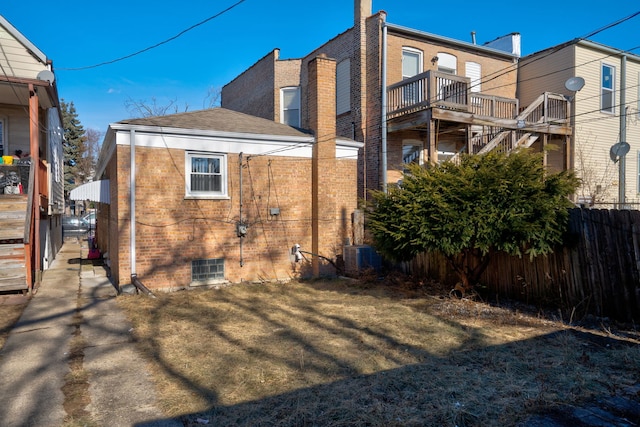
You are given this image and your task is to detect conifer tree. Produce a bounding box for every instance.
[368,150,580,291]
[61,99,86,195]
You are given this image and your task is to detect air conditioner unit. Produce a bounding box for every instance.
[343,245,382,276]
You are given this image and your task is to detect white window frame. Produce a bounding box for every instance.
[280,86,301,127]
[336,59,351,115]
[185,152,228,199]
[466,61,481,92]
[437,52,457,75]
[402,48,423,104]
[402,47,423,79]
[601,63,615,114]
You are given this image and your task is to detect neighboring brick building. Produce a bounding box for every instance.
[93,56,362,291]
[222,0,571,200]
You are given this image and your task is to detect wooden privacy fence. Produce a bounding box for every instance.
[402,208,640,322]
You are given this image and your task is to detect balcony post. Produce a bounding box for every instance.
[426,111,437,164]
[29,84,40,286]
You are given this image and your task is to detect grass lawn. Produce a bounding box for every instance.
[117,277,640,426]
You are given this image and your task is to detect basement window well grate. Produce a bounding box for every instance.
[191,258,225,283]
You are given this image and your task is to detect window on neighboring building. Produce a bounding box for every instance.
[601,63,615,114]
[437,52,457,75]
[402,47,423,79]
[192,258,225,283]
[402,139,423,173]
[185,152,227,198]
[466,62,481,92]
[336,59,351,115]
[402,48,423,104]
[437,141,457,164]
[281,86,300,127]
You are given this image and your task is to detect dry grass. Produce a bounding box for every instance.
[117,277,640,426]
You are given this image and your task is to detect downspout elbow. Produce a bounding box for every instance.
[131,273,155,298]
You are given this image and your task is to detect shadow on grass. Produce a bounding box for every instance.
[121,281,640,427]
[134,328,640,427]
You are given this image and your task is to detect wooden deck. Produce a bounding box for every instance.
[386,70,572,164]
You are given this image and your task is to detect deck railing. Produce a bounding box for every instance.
[387,70,519,120]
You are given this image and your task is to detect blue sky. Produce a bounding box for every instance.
[2,1,638,135]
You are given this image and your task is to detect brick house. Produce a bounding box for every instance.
[222,0,571,200]
[92,56,362,291]
[518,40,640,208]
[0,15,65,292]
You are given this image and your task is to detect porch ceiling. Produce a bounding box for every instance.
[0,80,57,109]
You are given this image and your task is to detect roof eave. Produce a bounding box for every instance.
[386,22,519,60]
[108,122,315,144]
[0,15,48,65]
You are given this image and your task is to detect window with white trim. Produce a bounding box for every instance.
[601,63,615,114]
[185,152,227,198]
[336,59,351,115]
[466,61,481,92]
[280,86,300,127]
[402,47,422,79]
[437,52,457,75]
[402,48,423,104]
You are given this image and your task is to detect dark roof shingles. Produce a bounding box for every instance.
[118,108,310,138]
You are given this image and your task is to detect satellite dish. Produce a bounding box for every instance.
[610,141,630,162]
[565,76,585,92]
[37,69,55,84]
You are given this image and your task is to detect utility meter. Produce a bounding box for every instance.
[236,222,248,238]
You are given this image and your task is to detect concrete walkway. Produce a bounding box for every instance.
[0,239,181,427]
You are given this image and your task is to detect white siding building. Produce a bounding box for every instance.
[519,40,640,208]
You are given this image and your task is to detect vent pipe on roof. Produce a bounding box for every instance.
[471,31,476,44]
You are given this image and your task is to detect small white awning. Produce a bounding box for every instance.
[69,180,110,204]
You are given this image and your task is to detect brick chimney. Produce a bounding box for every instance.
[355,0,372,25]
[308,54,337,276]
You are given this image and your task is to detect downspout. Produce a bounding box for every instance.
[238,153,244,267]
[130,129,136,279]
[128,129,152,296]
[381,21,388,193]
[618,55,627,208]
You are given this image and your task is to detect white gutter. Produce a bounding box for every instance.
[381,21,388,193]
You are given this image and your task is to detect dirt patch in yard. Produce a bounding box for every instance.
[117,277,640,426]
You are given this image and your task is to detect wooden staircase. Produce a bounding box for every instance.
[450,92,570,163]
[0,194,28,292]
